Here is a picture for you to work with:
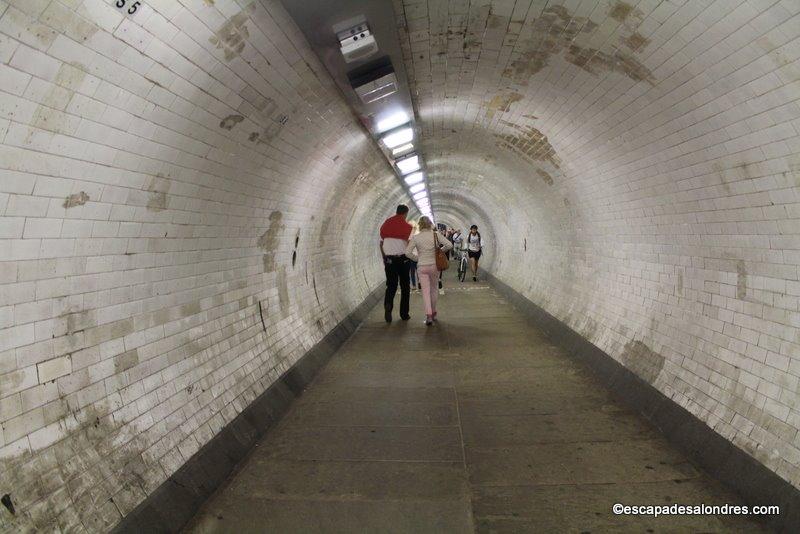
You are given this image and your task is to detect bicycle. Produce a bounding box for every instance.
[457,247,468,282]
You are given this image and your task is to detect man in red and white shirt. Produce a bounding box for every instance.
[379,204,413,322]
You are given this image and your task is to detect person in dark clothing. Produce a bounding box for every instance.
[379,205,413,322]
[438,228,455,289]
[466,224,483,281]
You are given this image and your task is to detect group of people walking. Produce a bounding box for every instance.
[379,204,483,326]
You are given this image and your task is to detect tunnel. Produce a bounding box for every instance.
[0,0,799,531]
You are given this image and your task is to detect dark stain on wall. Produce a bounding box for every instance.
[0,402,142,531]
[497,124,562,169]
[486,92,523,119]
[502,6,597,84]
[219,114,244,130]
[712,162,732,194]
[737,161,754,180]
[291,229,300,268]
[258,211,284,272]
[277,267,289,312]
[565,46,655,85]
[258,300,267,331]
[583,316,600,341]
[113,349,139,374]
[487,13,505,30]
[536,168,554,185]
[64,307,95,335]
[312,275,320,305]
[609,1,635,22]
[501,5,654,86]
[620,339,666,384]
[146,174,171,212]
[362,269,370,290]
[736,260,747,299]
[209,4,255,60]
[1,494,15,515]
[623,32,650,52]
[63,191,89,209]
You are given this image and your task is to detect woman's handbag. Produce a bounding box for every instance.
[433,231,449,271]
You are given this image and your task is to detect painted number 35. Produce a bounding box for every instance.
[114,0,141,15]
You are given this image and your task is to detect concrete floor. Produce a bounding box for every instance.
[185,281,767,533]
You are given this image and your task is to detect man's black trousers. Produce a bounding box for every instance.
[383,255,410,319]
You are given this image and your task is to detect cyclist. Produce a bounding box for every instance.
[466,225,483,281]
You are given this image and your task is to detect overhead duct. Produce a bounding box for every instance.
[349,59,398,105]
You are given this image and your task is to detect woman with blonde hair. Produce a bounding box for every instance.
[405,217,452,325]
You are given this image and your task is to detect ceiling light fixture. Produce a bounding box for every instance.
[381,126,413,149]
[396,154,420,174]
[376,111,409,132]
[404,172,424,185]
[392,143,414,156]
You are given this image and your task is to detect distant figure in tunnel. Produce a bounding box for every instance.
[452,228,463,251]
[379,204,413,322]
[405,217,452,325]
[467,225,483,281]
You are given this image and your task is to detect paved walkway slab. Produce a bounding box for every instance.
[185,282,767,533]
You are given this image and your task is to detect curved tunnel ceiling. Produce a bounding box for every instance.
[0,0,798,530]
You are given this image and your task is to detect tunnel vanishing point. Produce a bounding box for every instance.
[1,0,800,532]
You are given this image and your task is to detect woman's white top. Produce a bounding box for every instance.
[467,233,482,251]
[405,230,453,266]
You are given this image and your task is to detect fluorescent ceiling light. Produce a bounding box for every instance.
[409,183,425,193]
[396,154,420,174]
[381,127,413,149]
[404,172,423,185]
[376,111,409,132]
[413,191,428,201]
[392,143,414,156]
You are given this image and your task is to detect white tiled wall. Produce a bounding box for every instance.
[3,0,800,530]
[395,0,800,489]
[0,0,406,530]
